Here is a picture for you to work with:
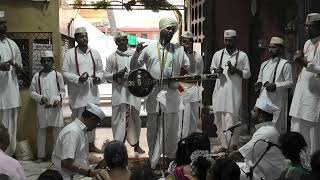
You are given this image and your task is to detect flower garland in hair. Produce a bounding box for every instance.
[300,147,311,171]
[190,150,214,176]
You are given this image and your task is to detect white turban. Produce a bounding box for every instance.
[0,11,5,21]
[255,98,279,114]
[75,27,87,34]
[86,103,106,121]
[113,31,128,40]
[159,17,177,31]
[306,13,320,25]
[224,29,237,38]
[41,50,53,58]
[270,37,284,46]
[181,31,193,39]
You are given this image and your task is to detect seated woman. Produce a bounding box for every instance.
[166,132,213,180]
[206,158,240,180]
[278,132,311,180]
[94,140,131,180]
[167,137,190,173]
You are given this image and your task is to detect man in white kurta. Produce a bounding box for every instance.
[62,27,103,152]
[104,31,145,154]
[130,17,189,168]
[0,11,22,156]
[178,31,203,138]
[229,98,285,180]
[51,103,104,179]
[29,51,65,162]
[255,37,293,134]
[210,30,251,150]
[290,13,320,154]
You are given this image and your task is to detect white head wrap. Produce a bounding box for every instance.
[181,31,194,39]
[306,13,320,25]
[270,37,284,46]
[224,29,237,38]
[86,103,106,121]
[0,11,5,21]
[255,98,279,114]
[75,27,87,34]
[159,17,177,31]
[41,50,53,58]
[113,31,128,40]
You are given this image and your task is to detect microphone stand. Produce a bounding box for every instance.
[246,143,273,180]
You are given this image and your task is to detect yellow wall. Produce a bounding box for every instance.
[0,0,72,155]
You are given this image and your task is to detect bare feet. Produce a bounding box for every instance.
[134,145,145,154]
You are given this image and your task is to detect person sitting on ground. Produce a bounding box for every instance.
[94,140,131,180]
[308,150,320,180]
[37,169,63,180]
[166,132,213,180]
[129,165,157,180]
[168,137,190,173]
[277,132,311,180]
[0,124,26,180]
[206,158,240,180]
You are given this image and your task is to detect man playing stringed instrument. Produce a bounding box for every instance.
[104,31,145,154]
[130,17,190,168]
[210,29,251,153]
[62,27,104,153]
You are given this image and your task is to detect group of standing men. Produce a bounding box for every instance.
[1,7,320,178]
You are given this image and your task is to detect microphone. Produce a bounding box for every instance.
[223,122,242,132]
[261,139,280,148]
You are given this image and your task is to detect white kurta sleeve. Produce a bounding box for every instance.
[210,52,219,74]
[62,52,80,84]
[238,128,269,160]
[241,54,251,79]
[60,131,79,160]
[103,55,114,82]
[29,74,42,103]
[12,41,22,67]
[95,51,104,82]
[181,50,190,70]
[56,72,66,100]
[257,62,264,83]
[276,63,293,90]
[306,62,320,74]
[130,48,146,70]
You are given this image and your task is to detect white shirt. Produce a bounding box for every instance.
[210,48,251,115]
[257,57,293,105]
[51,119,89,177]
[62,47,103,109]
[239,122,285,180]
[105,50,141,110]
[131,42,190,113]
[0,149,26,180]
[29,70,65,128]
[290,36,320,122]
[0,38,22,110]
[182,52,203,102]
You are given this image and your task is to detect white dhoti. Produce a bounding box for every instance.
[37,127,61,158]
[291,117,320,154]
[214,112,240,149]
[178,101,200,139]
[112,104,141,146]
[0,108,18,156]
[71,107,95,143]
[147,113,179,168]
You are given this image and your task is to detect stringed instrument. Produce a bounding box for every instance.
[127,68,217,97]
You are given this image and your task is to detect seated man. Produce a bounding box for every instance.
[228,98,286,180]
[0,124,26,180]
[51,103,105,179]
